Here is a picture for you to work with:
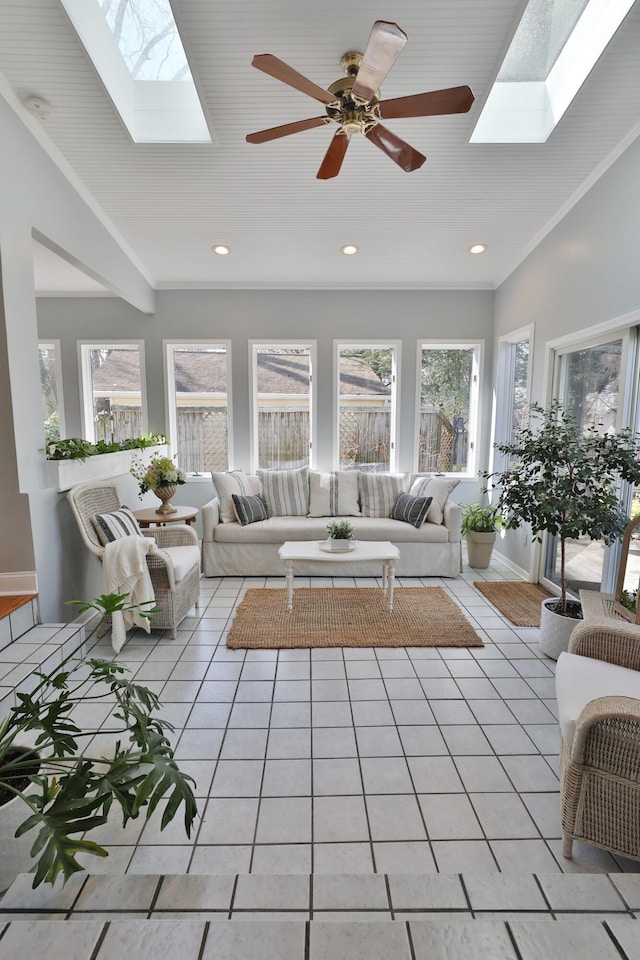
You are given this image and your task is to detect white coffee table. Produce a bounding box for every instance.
[278,540,400,613]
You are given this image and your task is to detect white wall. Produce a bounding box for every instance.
[0,86,154,614]
[493,134,640,573]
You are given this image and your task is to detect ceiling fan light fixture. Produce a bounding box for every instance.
[468,243,487,255]
[212,244,231,256]
[340,244,359,256]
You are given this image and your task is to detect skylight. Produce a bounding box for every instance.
[59,0,210,143]
[471,0,634,143]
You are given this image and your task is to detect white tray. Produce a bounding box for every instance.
[319,539,357,553]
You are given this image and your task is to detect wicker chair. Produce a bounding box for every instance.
[556,600,640,862]
[68,480,200,640]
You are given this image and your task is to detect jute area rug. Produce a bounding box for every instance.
[473,580,553,627]
[227,587,483,649]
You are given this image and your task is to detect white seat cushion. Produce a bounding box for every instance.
[556,651,640,748]
[161,545,201,581]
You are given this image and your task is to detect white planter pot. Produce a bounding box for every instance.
[539,597,580,660]
[465,530,496,569]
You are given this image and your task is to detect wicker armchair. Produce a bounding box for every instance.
[68,481,200,640]
[557,604,640,862]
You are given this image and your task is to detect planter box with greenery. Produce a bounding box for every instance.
[485,401,640,656]
[46,435,168,492]
[0,593,197,890]
[461,503,500,569]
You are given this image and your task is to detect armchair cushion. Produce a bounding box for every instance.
[93,505,143,546]
[162,545,201,581]
[556,651,640,748]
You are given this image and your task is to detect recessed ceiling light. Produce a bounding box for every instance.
[468,243,487,255]
[340,244,359,256]
[212,245,231,256]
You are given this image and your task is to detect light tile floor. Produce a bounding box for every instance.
[44,558,640,878]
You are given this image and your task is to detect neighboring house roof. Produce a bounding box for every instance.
[91,351,390,397]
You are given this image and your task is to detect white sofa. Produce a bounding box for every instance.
[202,471,462,578]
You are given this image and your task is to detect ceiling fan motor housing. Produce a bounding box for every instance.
[327,57,380,136]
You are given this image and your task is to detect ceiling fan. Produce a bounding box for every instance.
[246,20,474,179]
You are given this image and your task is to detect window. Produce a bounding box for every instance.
[417,343,481,475]
[58,0,210,143]
[166,343,231,473]
[336,344,398,472]
[39,341,65,441]
[541,323,640,597]
[494,327,533,465]
[79,342,146,443]
[251,344,314,470]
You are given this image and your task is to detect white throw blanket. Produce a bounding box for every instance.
[102,536,160,653]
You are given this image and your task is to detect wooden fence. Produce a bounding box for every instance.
[103,404,468,473]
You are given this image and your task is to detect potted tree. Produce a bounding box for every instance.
[461,503,501,569]
[485,401,640,657]
[0,593,197,891]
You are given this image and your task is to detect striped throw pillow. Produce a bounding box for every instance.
[232,493,270,526]
[308,470,361,517]
[410,476,460,525]
[390,493,433,529]
[358,473,408,518]
[93,505,142,546]
[257,467,309,517]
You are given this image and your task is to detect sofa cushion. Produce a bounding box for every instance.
[359,473,409,518]
[391,492,432,529]
[93,505,142,546]
[232,493,270,525]
[556,651,640,748]
[214,515,449,544]
[211,470,260,523]
[258,466,309,517]
[308,470,361,517]
[410,476,460,525]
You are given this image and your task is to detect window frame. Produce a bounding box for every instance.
[38,339,66,439]
[78,340,147,443]
[164,340,233,475]
[491,325,534,476]
[249,340,316,473]
[414,339,483,478]
[334,340,400,473]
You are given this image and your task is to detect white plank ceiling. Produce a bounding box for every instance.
[1,0,640,291]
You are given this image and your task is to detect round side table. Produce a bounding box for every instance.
[133,506,198,528]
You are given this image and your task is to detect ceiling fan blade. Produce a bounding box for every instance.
[246,117,328,144]
[351,21,408,103]
[365,123,426,172]
[380,85,475,120]
[251,54,336,105]
[317,131,350,179]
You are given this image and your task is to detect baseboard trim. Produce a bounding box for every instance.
[491,549,531,582]
[0,572,38,595]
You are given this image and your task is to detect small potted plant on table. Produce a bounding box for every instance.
[324,520,356,552]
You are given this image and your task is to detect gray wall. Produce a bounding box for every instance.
[493,134,640,573]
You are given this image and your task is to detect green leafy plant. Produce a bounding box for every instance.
[131,453,186,497]
[460,503,501,535]
[45,434,167,461]
[0,594,197,888]
[620,589,638,615]
[485,401,640,616]
[326,520,355,540]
